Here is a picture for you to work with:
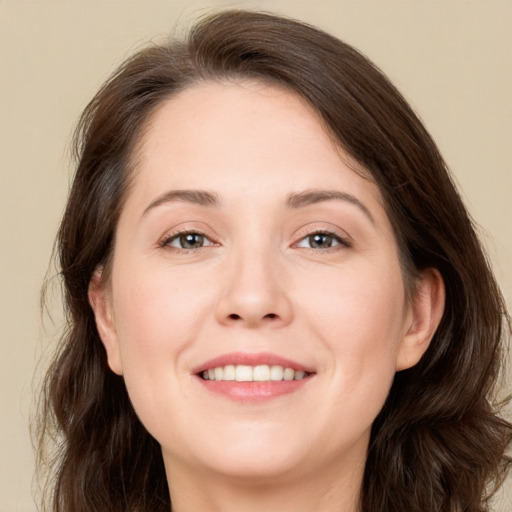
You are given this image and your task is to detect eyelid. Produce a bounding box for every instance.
[166,232,214,248]
[158,225,220,251]
[156,223,352,252]
[292,226,353,250]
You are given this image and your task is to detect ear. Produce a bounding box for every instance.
[88,269,123,375]
[396,268,445,371]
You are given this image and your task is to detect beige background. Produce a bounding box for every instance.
[1,1,511,510]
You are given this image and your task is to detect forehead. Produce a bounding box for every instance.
[111,81,393,243]
[132,80,377,197]
[139,80,339,172]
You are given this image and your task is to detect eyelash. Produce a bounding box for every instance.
[159,228,351,253]
[159,230,217,252]
[295,229,352,251]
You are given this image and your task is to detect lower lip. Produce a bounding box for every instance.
[195,376,312,402]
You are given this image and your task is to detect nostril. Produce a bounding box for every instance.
[227,313,278,321]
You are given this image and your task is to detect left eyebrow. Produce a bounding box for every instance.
[286,189,375,224]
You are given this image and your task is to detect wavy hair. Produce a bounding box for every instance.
[36,10,511,512]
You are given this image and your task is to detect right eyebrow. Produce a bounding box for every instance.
[142,189,221,217]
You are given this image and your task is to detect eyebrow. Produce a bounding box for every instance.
[142,188,374,224]
[142,189,221,216]
[286,189,375,224]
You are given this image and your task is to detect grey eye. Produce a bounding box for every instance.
[167,232,213,249]
[296,232,341,249]
[310,233,336,248]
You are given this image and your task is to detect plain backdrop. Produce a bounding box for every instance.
[1,1,511,510]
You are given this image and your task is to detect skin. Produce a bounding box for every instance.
[89,81,444,512]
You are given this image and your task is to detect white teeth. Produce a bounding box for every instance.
[200,364,309,382]
[253,365,270,381]
[270,365,283,381]
[235,365,253,382]
[214,367,223,381]
[283,368,295,381]
[223,364,236,381]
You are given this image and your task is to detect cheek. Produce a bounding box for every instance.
[305,256,405,332]
[110,258,217,391]
[109,263,217,436]
[300,259,406,399]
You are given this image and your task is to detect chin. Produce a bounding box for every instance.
[164,423,314,482]
[200,449,309,484]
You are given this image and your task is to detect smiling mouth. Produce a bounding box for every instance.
[199,364,311,382]
[193,353,315,400]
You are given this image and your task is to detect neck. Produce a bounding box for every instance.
[164,454,364,512]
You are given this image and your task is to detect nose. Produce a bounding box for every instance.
[215,247,293,328]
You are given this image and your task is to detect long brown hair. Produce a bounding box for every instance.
[37,10,511,512]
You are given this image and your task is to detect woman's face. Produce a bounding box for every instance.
[91,81,436,485]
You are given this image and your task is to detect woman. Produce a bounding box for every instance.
[37,10,511,512]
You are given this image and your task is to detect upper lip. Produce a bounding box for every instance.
[191,352,315,375]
